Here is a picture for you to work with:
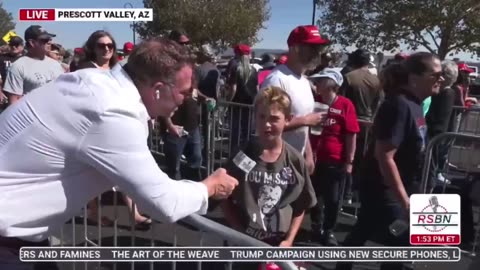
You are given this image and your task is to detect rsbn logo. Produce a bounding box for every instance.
[410,194,461,245]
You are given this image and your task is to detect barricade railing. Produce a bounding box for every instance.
[339,119,373,220]
[206,101,255,174]
[52,195,297,270]
[420,132,480,255]
[450,105,480,135]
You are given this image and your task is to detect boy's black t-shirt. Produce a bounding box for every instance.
[361,91,427,204]
[226,141,317,241]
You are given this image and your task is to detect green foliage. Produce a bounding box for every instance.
[0,2,15,45]
[317,0,480,59]
[137,0,270,52]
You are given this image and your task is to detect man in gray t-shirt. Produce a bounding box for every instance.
[3,25,63,105]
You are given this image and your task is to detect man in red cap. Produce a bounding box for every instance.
[123,42,134,61]
[225,44,251,91]
[454,63,478,107]
[69,47,84,72]
[261,25,329,165]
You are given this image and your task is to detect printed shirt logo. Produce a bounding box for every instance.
[245,166,296,240]
[416,117,427,152]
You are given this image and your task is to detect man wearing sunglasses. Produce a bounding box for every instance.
[168,29,190,46]
[3,25,64,106]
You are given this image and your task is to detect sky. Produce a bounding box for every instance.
[2,0,477,61]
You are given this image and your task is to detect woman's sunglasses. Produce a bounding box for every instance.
[96,43,114,50]
[427,71,443,80]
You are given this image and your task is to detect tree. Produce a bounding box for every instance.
[0,2,15,45]
[137,0,270,51]
[316,0,480,59]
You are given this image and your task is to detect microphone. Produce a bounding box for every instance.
[429,196,439,231]
[429,196,439,213]
[229,136,264,175]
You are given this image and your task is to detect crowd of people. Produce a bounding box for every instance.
[0,23,479,270]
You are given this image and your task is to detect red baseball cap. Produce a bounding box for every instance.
[458,63,474,73]
[234,44,251,55]
[123,42,134,52]
[287,25,330,47]
[277,55,288,64]
[74,47,84,55]
[394,52,409,60]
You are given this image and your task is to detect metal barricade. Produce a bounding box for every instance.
[206,101,255,174]
[339,119,373,220]
[51,194,296,270]
[420,132,480,256]
[450,105,480,135]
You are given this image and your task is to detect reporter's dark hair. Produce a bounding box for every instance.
[403,52,439,75]
[125,37,195,86]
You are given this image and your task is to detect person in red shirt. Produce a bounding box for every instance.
[308,68,359,246]
[454,63,478,107]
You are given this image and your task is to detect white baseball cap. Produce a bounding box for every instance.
[309,68,344,86]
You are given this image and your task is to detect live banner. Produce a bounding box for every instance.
[20,247,460,262]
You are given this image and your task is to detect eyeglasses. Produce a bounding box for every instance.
[178,41,190,46]
[426,71,443,80]
[96,43,114,50]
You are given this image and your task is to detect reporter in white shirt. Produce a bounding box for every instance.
[0,38,237,268]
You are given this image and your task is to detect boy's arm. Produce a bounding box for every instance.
[284,150,318,246]
[279,210,305,247]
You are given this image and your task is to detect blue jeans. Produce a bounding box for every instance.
[163,127,202,181]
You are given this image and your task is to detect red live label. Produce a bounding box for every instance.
[19,9,55,21]
[411,234,460,245]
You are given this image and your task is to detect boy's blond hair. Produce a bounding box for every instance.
[255,86,292,116]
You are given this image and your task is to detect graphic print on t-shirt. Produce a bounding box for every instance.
[416,118,427,152]
[257,185,282,231]
[245,166,295,239]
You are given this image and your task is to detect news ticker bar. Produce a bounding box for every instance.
[19,9,153,22]
[20,247,461,262]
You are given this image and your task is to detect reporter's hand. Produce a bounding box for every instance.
[304,112,327,126]
[202,168,239,199]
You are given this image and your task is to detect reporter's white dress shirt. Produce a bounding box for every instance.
[0,64,209,242]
